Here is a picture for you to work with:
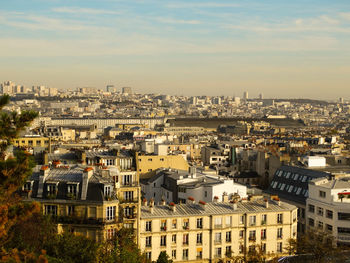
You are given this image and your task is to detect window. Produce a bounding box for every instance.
[277,213,283,224]
[318,221,323,229]
[319,191,326,198]
[160,235,166,246]
[146,252,151,260]
[106,206,116,221]
[47,184,57,195]
[338,212,350,221]
[23,182,32,191]
[308,204,315,213]
[146,236,152,247]
[160,158,164,161]
[45,205,57,216]
[172,250,176,259]
[196,248,202,259]
[205,191,207,197]
[239,215,245,224]
[249,230,256,241]
[161,220,167,231]
[226,246,232,257]
[215,232,222,243]
[197,233,202,244]
[215,217,222,227]
[326,224,333,232]
[182,249,188,260]
[215,247,222,258]
[183,219,189,230]
[197,218,203,229]
[107,228,116,239]
[122,174,132,186]
[308,218,314,227]
[326,210,333,219]
[67,184,77,197]
[226,216,232,227]
[104,185,111,197]
[172,219,177,229]
[249,215,256,226]
[124,207,133,217]
[145,221,152,232]
[239,244,244,253]
[277,242,283,253]
[226,231,232,242]
[183,234,189,245]
[172,234,176,244]
[239,230,244,239]
[317,207,324,216]
[123,191,134,201]
[261,229,266,240]
[277,228,283,239]
[261,214,267,225]
[67,205,75,216]
[261,243,266,253]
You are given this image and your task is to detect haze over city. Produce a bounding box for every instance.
[1,0,350,99]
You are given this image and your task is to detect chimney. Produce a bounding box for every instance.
[81,167,93,200]
[81,152,86,165]
[230,200,237,210]
[199,200,206,210]
[149,198,154,214]
[213,196,219,202]
[187,196,195,205]
[189,166,197,178]
[169,202,176,212]
[161,199,166,206]
[142,198,148,206]
[264,198,269,208]
[43,152,49,165]
[222,192,229,203]
[37,165,50,198]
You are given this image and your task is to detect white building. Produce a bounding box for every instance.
[306,175,350,245]
[141,168,247,204]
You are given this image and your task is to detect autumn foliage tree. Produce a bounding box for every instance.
[0,94,40,260]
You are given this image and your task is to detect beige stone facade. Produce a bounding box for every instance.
[140,199,297,262]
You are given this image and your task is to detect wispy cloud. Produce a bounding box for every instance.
[225,14,350,33]
[0,12,110,32]
[155,17,201,25]
[52,7,120,15]
[166,2,240,9]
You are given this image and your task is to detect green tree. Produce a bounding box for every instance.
[98,228,146,263]
[155,251,173,263]
[0,94,40,261]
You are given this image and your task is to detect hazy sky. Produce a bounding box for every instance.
[1,0,350,99]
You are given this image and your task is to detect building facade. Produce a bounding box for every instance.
[140,198,297,262]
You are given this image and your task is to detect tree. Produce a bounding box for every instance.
[97,228,146,263]
[155,251,173,263]
[0,94,40,260]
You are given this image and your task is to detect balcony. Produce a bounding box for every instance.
[120,198,138,204]
[261,220,266,225]
[161,226,167,231]
[196,255,202,260]
[277,235,283,239]
[214,224,222,229]
[183,225,189,230]
[261,236,266,241]
[249,237,256,242]
[214,240,222,245]
[121,182,139,187]
[182,241,189,246]
[338,234,350,242]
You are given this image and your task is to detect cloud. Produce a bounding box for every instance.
[339,12,350,21]
[166,2,240,9]
[0,12,109,32]
[155,17,201,25]
[225,14,350,33]
[52,7,120,15]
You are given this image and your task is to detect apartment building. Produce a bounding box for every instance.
[140,198,297,262]
[22,163,140,241]
[306,175,350,245]
[14,136,50,149]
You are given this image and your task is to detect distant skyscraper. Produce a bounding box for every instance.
[122,87,132,94]
[259,93,263,100]
[243,91,248,100]
[339,97,344,103]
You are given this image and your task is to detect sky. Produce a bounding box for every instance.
[1,0,350,99]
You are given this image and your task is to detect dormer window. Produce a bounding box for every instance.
[23,181,33,192]
[67,183,79,199]
[47,184,57,195]
[104,185,112,197]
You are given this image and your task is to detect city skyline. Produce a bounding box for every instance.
[1,0,350,99]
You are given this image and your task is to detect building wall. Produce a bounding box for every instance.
[140,205,297,262]
[137,154,189,179]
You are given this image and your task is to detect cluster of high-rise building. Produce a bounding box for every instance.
[3,80,350,261]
